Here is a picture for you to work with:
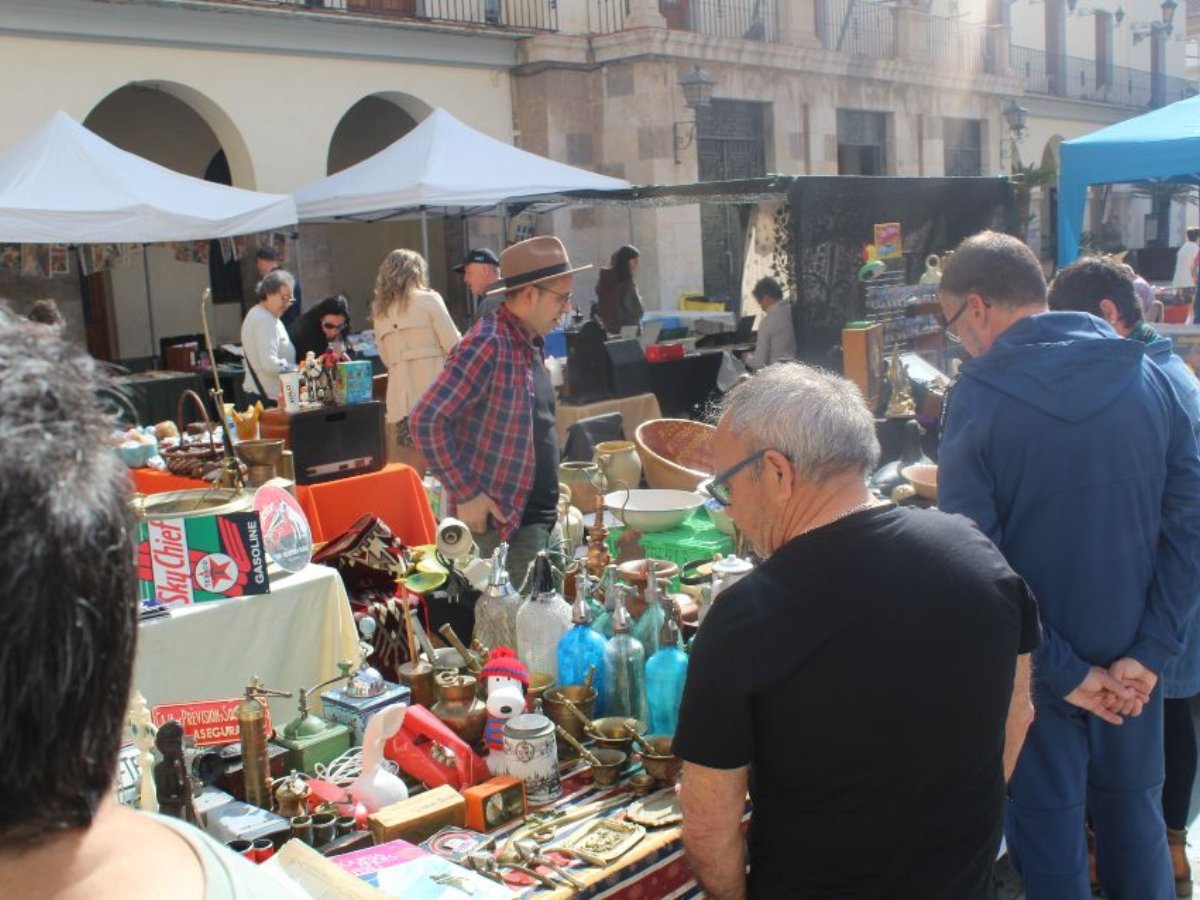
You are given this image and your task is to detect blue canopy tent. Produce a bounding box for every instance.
[1058,93,1200,266]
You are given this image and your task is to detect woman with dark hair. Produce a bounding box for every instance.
[594,244,644,335]
[288,294,352,360]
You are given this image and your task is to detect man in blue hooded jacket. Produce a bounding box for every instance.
[937,232,1200,900]
[1048,254,1200,895]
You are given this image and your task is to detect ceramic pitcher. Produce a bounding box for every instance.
[593,440,642,492]
[559,461,603,514]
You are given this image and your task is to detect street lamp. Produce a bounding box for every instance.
[673,65,717,165]
[1132,0,1177,41]
[1002,99,1028,173]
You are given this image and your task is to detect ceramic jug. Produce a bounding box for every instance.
[559,461,603,513]
[593,440,642,493]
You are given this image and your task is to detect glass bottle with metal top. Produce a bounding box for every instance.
[590,564,620,639]
[645,615,689,737]
[631,560,669,658]
[557,594,609,715]
[474,543,522,652]
[602,591,648,723]
[515,552,573,682]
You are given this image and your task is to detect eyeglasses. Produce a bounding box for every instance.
[539,286,573,307]
[707,449,769,507]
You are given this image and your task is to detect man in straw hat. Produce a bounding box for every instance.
[411,235,590,583]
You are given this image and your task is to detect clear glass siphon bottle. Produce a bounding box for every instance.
[591,564,620,639]
[515,552,573,683]
[645,615,689,736]
[631,560,669,658]
[473,543,522,653]
[557,594,609,716]
[603,589,648,723]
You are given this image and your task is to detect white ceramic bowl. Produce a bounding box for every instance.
[603,489,705,533]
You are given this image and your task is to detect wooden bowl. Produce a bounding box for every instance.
[901,463,938,500]
[635,419,717,491]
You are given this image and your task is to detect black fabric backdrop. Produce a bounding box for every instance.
[786,177,1015,363]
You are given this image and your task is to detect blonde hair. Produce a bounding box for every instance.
[372,249,428,320]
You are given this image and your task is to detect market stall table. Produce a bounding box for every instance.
[115,370,204,426]
[133,563,359,725]
[486,766,701,899]
[555,392,661,447]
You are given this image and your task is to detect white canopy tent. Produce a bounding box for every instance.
[0,111,298,350]
[293,107,631,227]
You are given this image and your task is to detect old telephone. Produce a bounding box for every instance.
[383,704,487,791]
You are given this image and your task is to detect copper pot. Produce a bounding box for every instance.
[430,672,487,746]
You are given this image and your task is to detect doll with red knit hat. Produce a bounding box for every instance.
[480,646,529,775]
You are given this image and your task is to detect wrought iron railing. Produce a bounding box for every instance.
[929,16,993,74]
[817,0,894,60]
[1012,43,1197,108]
[195,0,558,32]
[588,0,778,41]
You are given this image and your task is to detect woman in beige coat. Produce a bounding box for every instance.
[372,249,460,467]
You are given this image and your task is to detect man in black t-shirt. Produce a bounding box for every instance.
[674,364,1041,900]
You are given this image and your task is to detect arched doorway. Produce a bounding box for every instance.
[322,94,457,326]
[83,83,253,363]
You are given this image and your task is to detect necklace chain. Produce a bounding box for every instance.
[798,498,883,537]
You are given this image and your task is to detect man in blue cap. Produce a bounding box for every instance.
[454,247,501,322]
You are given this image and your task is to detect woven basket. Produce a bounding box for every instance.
[160,389,225,481]
[635,418,716,492]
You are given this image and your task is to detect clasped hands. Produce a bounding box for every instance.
[1065,658,1157,726]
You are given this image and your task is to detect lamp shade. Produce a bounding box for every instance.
[1002,99,1028,135]
[679,66,717,110]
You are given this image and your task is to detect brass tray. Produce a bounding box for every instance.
[561,817,646,863]
[625,789,682,828]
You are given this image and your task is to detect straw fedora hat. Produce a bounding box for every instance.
[485,236,592,296]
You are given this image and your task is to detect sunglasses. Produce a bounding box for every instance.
[708,449,769,507]
[320,320,345,332]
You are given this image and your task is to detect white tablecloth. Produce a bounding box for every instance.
[133,563,359,726]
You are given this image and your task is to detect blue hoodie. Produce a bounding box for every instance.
[939,311,1200,700]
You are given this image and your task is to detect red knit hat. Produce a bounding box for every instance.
[480,646,529,687]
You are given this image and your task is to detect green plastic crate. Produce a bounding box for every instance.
[606,508,734,569]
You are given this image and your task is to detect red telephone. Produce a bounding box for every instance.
[383,704,487,791]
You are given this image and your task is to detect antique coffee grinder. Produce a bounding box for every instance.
[321,616,411,745]
[274,666,355,774]
[238,677,292,809]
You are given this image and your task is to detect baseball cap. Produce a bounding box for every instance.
[453,248,501,273]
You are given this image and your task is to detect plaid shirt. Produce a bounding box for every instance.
[410,304,544,540]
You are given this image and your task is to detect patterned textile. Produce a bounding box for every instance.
[410,305,542,540]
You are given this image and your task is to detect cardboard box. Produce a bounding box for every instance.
[136,511,269,606]
[842,322,885,411]
[368,785,466,846]
[336,361,374,405]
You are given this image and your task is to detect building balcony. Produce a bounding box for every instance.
[587,0,779,42]
[183,0,559,32]
[1011,44,1197,109]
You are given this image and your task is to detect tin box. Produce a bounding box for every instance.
[320,681,410,746]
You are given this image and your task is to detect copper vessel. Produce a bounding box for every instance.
[430,672,487,746]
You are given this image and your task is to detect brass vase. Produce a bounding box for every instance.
[430,673,487,746]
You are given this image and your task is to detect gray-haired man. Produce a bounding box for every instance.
[674,364,1039,899]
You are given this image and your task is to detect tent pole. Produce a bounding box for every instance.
[420,208,429,260]
[142,244,158,365]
